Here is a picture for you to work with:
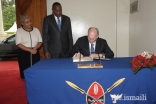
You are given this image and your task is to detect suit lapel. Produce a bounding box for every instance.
[51,14,60,31]
[84,37,90,55]
[95,38,100,53]
[61,15,65,32]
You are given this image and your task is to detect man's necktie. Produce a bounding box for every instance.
[91,43,95,54]
[57,17,61,31]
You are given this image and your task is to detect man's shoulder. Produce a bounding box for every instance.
[44,14,70,20]
[97,37,107,43]
[62,15,70,19]
[78,36,87,41]
[44,14,53,19]
[98,37,106,41]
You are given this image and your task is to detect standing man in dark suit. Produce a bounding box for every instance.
[42,2,73,58]
[69,27,114,58]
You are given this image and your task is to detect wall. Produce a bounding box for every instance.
[117,0,129,57]
[129,0,156,56]
[46,0,129,57]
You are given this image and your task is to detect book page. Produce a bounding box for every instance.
[72,57,93,62]
[93,57,110,60]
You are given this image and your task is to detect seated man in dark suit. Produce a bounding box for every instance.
[69,27,114,58]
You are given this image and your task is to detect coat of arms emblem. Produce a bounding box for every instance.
[66,78,125,104]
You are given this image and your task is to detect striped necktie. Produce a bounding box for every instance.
[57,17,61,31]
[91,43,95,54]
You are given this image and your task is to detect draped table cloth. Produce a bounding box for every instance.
[24,57,156,104]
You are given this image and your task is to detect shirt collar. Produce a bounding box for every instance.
[54,14,61,21]
[89,42,96,45]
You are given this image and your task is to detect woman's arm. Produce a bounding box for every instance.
[33,42,42,50]
[17,44,32,52]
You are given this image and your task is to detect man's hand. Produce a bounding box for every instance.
[89,53,98,58]
[76,52,84,58]
[45,52,50,59]
[89,53,104,58]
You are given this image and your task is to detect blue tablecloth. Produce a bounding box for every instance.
[24,57,156,104]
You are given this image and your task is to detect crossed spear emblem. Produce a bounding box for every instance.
[66,78,125,96]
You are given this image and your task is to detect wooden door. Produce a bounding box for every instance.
[15,0,46,59]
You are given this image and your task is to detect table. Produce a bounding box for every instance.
[24,57,156,104]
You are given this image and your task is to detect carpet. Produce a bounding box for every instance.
[0,59,27,104]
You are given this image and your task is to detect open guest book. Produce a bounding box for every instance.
[72,56,109,68]
[72,57,93,62]
[72,57,110,62]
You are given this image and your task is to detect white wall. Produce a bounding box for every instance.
[117,0,129,57]
[129,0,156,56]
[46,0,129,57]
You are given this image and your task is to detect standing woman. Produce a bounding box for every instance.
[15,14,42,79]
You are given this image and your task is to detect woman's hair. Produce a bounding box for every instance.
[20,14,29,23]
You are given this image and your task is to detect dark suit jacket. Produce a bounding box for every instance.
[42,14,73,57]
[69,36,114,58]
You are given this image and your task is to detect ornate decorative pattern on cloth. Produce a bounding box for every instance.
[66,78,125,104]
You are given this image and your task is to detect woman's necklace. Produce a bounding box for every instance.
[22,26,33,32]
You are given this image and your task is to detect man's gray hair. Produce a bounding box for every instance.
[20,14,29,23]
[88,27,99,35]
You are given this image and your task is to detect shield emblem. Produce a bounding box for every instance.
[86,81,105,104]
